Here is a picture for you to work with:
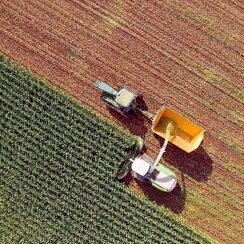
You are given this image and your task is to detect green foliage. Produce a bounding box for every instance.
[0,53,210,243]
[179,7,212,25]
[195,63,244,103]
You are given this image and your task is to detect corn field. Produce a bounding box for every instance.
[0,54,211,243]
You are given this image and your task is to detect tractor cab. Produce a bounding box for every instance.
[96,80,137,114]
[115,88,136,108]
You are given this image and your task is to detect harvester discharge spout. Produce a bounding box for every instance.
[147,119,176,175]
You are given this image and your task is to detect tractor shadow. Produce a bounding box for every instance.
[123,171,186,214]
[136,95,149,112]
[155,135,213,182]
[107,95,149,138]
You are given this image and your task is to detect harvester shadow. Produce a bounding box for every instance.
[155,135,213,182]
[123,173,186,214]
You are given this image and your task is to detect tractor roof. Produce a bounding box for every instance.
[115,88,136,107]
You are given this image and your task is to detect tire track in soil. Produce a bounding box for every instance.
[155,0,244,50]
[173,0,244,38]
[94,0,244,81]
[178,0,244,28]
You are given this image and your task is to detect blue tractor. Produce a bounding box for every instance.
[95,80,139,115]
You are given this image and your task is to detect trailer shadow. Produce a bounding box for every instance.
[123,172,186,214]
[155,135,213,181]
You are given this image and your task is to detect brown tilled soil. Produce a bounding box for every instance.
[1,0,243,242]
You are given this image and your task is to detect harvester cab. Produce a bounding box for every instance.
[131,154,177,192]
[96,81,205,192]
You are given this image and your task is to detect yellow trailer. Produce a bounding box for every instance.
[152,107,204,153]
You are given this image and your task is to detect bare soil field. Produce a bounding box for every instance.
[0,0,243,242]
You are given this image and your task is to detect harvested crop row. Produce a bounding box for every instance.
[88,0,243,82]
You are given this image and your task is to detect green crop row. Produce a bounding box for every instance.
[0,53,212,243]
